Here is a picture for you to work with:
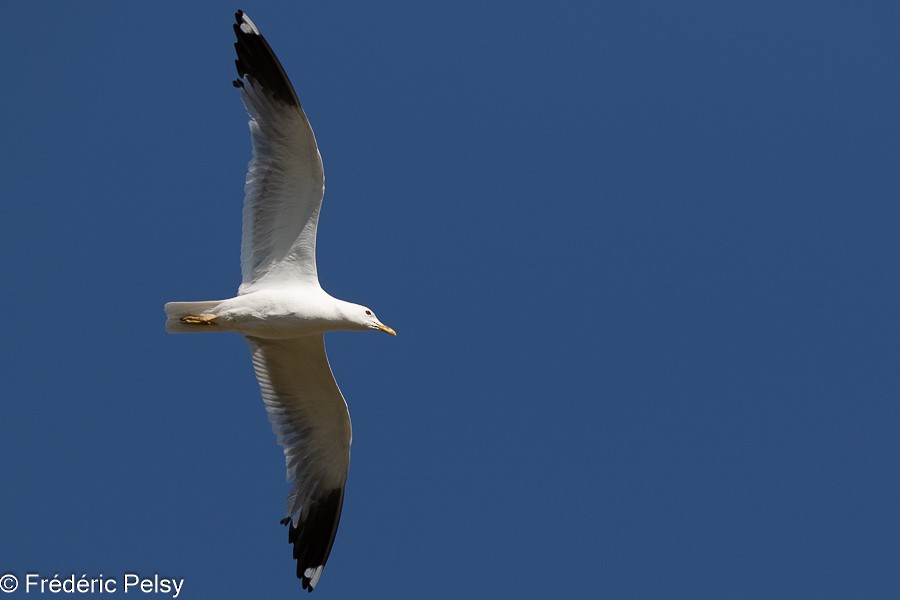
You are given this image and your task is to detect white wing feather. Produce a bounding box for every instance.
[234,16,324,293]
[246,335,350,590]
[246,335,350,517]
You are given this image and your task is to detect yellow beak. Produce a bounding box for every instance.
[376,323,397,336]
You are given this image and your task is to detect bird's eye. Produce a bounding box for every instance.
[365,310,372,316]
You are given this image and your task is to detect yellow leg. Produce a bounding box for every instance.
[180,314,218,326]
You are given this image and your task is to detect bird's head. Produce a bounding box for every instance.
[356,305,396,336]
[334,299,395,335]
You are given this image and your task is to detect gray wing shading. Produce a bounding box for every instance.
[245,334,351,592]
[233,10,324,293]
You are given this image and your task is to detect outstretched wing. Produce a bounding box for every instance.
[233,10,324,293]
[245,335,352,592]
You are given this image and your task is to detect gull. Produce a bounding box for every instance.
[164,10,395,592]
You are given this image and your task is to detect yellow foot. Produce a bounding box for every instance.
[180,314,218,326]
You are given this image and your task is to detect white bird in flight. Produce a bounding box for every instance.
[164,10,395,592]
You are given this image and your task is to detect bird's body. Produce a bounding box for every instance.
[166,287,378,339]
[164,10,394,593]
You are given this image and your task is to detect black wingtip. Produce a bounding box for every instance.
[286,487,345,592]
[232,10,301,108]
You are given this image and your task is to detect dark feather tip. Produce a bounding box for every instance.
[231,10,301,107]
[288,487,345,591]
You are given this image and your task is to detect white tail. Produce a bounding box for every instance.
[164,300,222,333]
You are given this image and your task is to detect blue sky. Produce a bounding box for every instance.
[3,1,900,598]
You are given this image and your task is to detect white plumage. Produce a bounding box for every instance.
[164,10,395,593]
